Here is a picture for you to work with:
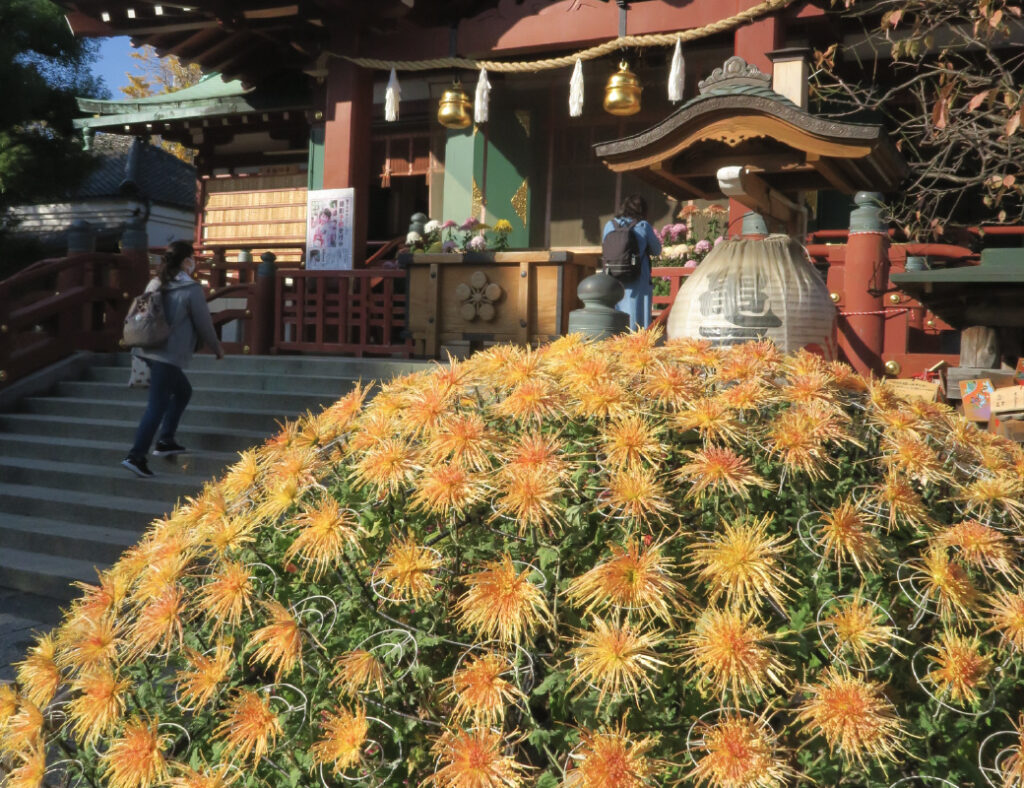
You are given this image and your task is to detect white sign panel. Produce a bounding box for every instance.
[305,188,354,270]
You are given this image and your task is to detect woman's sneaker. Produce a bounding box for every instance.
[121,455,155,477]
[153,440,188,457]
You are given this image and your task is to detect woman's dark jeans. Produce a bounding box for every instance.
[129,359,192,458]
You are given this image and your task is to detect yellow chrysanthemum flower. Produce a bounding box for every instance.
[455,554,550,644]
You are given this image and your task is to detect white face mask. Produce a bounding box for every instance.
[183,257,195,276]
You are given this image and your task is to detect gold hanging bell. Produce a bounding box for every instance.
[603,61,642,116]
[438,80,473,129]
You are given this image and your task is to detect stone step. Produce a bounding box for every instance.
[0,547,105,601]
[0,413,266,452]
[0,433,234,477]
[0,513,139,565]
[56,380,337,413]
[85,365,363,396]
[0,456,209,500]
[19,396,295,433]
[0,481,173,530]
[98,352,429,379]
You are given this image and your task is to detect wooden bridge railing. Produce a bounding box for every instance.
[0,252,148,387]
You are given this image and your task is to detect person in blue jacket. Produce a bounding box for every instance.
[602,194,662,330]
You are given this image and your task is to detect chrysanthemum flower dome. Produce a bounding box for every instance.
[4,331,1024,787]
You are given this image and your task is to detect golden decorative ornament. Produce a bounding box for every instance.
[888,293,901,305]
[438,81,473,129]
[511,179,529,227]
[604,61,642,116]
[1,324,7,332]
[926,319,936,328]
[830,292,841,303]
[884,360,901,376]
[122,292,130,299]
[243,345,251,354]
[0,370,6,381]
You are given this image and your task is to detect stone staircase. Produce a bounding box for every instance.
[0,352,426,605]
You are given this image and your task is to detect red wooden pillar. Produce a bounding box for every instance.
[323,59,373,266]
[728,16,784,233]
[841,192,889,376]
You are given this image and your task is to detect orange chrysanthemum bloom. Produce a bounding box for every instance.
[638,361,700,411]
[346,410,401,454]
[15,632,61,709]
[176,644,234,711]
[717,378,776,413]
[871,472,933,531]
[284,496,364,580]
[913,547,979,621]
[566,716,662,788]
[575,378,633,421]
[816,499,882,578]
[376,534,441,602]
[986,590,1024,652]
[128,583,185,658]
[447,651,525,725]
[65,667,128,746]
[455,554,550,644]
[412,464,484,517]
[688,712,795,788]
[675,397,743,445]
[69,570,127,626]
[932,520,1017,578]
[4,744,46,788]
[997,714,1024,788]
[213,689,282,765]
[795,668,906,768]
[332,649,386,696]
[400,384,456,437]
[667,336,720,367]
[319,382,368,433]
[0,698,43,758]
[426,727,530,788]
[128,530,196,603]
[426,412,495,471]
[781,369,837,406]
[601,465,672,524]
[676,446,770,501]
[350,437,418,497]
[197,560,255,632]
[689,517,794,612]
[715,339,782,383]
[599,415,667,469]
[492,379,565,423]
[821,594,901,670]
[881,433,950,487]
[925,631,993,706]
[247,600,303,681]
[165,761,240,788]
[567,538,685,624]
[56,613,119,675]
[957,474,1024,526]
[502,430,568,479]
[492,466,563,531]
[569,617,666,707]
[766,407,832,480]
[492,345,546,390]
[311,703,369,776]
[100,716,169,788]
[681,607,789,702]
[201,515,259,560]
[828,360,868,393]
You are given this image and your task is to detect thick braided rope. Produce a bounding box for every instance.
[340,0,799,73]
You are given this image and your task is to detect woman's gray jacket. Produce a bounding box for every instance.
[135,276,222,369]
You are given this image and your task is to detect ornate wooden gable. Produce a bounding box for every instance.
[593,56,907,203]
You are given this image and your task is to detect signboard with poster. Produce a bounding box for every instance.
[305,188,354,270]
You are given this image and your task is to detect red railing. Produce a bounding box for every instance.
[0,252,148,387]
[275,269,412,357]
[651,265,695,324]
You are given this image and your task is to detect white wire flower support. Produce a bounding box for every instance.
[246,561,280,596]
[978,729,1023,788]
[896,560,939,631]
[909,646,997,718]
[261,682,310,726]
[291,594,340,636]
[354,628,420,687]
[851,485,890,522]
[888,777,959,787]
[684,707,776,766]
[318,716,401,788]
[814,595,899,673]
[369,546,445,605]
[159,721,192,755]
[454,641,537,695]
[950,499,1015,533]
[45,759,87,788]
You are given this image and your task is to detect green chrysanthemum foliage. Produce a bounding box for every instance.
[4,331,1024,788]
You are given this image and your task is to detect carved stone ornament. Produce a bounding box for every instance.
[698,56,771,95]
[454,270,503,322]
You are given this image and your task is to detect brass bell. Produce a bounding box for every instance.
[603,61,642,116]
[438,80,472,129]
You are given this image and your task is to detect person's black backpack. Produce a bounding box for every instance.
[601,218,640,282]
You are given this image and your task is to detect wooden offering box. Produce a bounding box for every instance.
[404,250,598,357]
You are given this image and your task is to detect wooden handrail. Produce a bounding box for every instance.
[365,236,404,267]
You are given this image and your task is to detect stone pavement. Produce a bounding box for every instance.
[0,588,63,683]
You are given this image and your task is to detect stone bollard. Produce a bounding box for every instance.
[251,252,277,355]
[567,272,629,340]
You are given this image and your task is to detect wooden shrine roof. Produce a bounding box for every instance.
[593,56,907,200]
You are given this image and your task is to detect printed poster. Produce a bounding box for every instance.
[959,378,995,422]
[306,188,354,270]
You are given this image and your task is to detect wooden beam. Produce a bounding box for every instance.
[671,152,804,178]
[806,153,857,194]
[718,166,801,234]
[649,164,712,200]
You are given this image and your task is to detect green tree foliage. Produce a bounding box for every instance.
[0,0,105,210]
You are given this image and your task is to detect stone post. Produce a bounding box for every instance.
[66,219,96,255]
[251,251,277,355]
[567,272,628,340]
[840,192,889,376]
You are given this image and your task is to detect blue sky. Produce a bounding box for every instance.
[93,36,139,97]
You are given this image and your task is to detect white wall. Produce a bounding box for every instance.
[8,199,195,248]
